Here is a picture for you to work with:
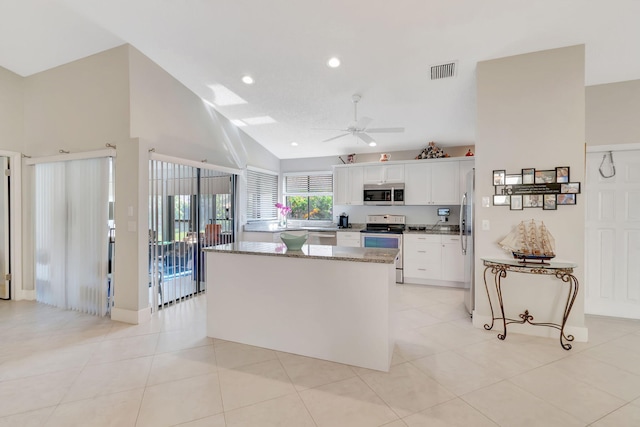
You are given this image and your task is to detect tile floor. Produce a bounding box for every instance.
[1,284,640,426]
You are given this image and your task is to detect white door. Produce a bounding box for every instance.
[585,148,640,319]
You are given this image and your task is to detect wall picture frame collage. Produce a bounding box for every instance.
[492,166,580,210]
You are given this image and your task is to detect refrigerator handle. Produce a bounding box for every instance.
[460,192,467,255]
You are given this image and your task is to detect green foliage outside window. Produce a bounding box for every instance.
[286,195,333,220]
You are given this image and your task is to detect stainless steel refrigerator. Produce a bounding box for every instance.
[461,169,475,316]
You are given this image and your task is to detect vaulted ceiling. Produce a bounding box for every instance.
[2,0,639,159]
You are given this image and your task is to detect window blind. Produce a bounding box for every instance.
[284,173,333,194]
[247,169,278,220]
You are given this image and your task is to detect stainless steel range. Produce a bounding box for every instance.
[361,214,405,283]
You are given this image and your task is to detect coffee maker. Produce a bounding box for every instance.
[337,213,350,229]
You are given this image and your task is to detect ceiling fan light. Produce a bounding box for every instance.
[369,141,377,147]
[241,75,254,85]
[327,57,341,68]
[291,142,298,146]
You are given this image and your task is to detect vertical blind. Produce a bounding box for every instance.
[34,158,110,316]
[246,169,278,220]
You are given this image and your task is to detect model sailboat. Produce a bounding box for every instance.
[499,219,555,263]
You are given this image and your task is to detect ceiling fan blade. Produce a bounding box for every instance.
[356,133,375,144]
[322,133,351,142]
[364,127,405,133]
[311,127,349,131]
[357,116,373,129]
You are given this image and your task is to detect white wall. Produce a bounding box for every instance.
[586,79,640,146]
[0,66,24,151]
[475,45,586,337]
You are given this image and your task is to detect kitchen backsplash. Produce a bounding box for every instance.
[334,204,460,226]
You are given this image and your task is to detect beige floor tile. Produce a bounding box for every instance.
[381,420,409,427]
[411,351,504,396]
[176,413,227,427]
[0,369,79,418]
[62,356,152,403]
[224,393,315,427]
[87,333,159,365]
[403,398,498,427]
[509,364,626,424]
[455,339,545,378]
[154,326,213,354]
[393,329,449,362]
[276,351,356,391]
[147,344,217,386]
[136,373,223,427]
[299,376,398,427]
[418,301,472,322]
[396,308,443,330]
[0,407,54,427]
[547,353,640,401]
[45,388,143,427]
[214,341,278,369]
[582,342,640,376]
[462,381,584,427]
[359,362,455,418]
[218,359,296,411]
[591,403,640,427]
[416,322,494,350]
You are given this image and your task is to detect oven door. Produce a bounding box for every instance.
[360,233,403,283]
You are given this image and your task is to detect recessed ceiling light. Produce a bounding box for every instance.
[291,142,298,146]
[242,75,254,85]
[369,142,377,147]
[327,57,341,68]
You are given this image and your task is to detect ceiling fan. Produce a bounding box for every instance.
[317,94,405,146]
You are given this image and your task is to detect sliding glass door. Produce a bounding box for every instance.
[149,160,236,310]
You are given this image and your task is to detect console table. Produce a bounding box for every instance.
[481,258,579,350]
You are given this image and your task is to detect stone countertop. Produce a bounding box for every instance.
[204,241,398,264]
[403,229,460,236]
[243,223,365,233]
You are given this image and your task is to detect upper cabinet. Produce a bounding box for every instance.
[362,164,405,185]
[404,160,460,205]
[333,166,364,205]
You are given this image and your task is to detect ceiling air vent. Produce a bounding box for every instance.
[430,61,457,80]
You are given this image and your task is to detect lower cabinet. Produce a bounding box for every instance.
[336,231,361,247]
[404,234,464,285]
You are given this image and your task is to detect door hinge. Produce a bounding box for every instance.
[5,273,11,281]
[4,169,9,176]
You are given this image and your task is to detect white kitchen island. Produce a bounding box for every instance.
[204,241,398,372]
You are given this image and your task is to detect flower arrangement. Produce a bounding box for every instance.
[275,203,291,227]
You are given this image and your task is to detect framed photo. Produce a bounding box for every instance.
[495,185,506,195]
[522,168,535,184]
[493,170,506,186]
[523,194,542,208]
[556,166,570,183]
[543,194,557,210]
[493,195,510,206]
[561,182,581,194]
[505,174,522,185]
[535,170,556,184]
[557,194,576,205]
[510,195,523,210]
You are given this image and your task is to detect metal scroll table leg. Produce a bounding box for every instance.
[483,265,508,340]
[558,272,579,350]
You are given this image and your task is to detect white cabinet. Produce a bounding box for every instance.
[363,164,405,185]
[404,233,464,284]
[441,235,464,282]
[333,166,364,205]
[336,231,361,247]
[404,160,459,205]
[403,234,441,280]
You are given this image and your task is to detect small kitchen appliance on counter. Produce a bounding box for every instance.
[361,214,405,283]
[337,213,350,229]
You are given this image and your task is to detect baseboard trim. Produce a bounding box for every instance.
[472,312,588,342]
[111,306,152,324]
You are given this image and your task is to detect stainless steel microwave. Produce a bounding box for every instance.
[363,184,405,205]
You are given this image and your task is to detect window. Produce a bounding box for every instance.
[246,168,278,221]
[284,173,333,221]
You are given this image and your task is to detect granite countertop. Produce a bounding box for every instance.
[403,229,460,236]
[243,223,365,233]
[204,241,398,264]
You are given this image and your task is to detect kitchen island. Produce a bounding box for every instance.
[204,241,398,371]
